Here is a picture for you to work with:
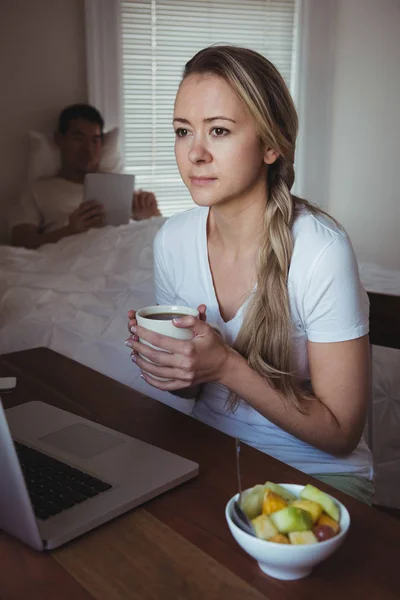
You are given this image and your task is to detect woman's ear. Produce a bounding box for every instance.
[263,147,280,165]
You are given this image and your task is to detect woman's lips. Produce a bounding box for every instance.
[190,177,217,186]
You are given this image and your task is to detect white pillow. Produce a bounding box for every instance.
[26,127,124,182]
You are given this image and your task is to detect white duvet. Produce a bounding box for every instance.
[0,218,194,414]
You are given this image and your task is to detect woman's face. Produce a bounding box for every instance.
[173,74,276,210]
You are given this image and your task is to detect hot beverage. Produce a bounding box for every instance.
[144,312,187,320]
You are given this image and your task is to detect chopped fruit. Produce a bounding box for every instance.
[236,482,343,546]
[262,490,288,515]
[251,514,278,540]
[316,514,340,534]
[270,506,313,534]
[313,524,336,542]
[290,499,323,524]
[240,484,265,520]
[269,533,290,544]
[299,484,340,522]
[264,482,297,501]
[289,530,318,545]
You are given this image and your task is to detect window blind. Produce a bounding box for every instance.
[120,0,297,216]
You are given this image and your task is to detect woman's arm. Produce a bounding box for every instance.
[129,318,370,455]
[219,335,370,455]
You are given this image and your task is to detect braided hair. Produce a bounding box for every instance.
[183,46,328,411]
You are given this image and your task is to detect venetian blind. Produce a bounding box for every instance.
[120,0,297,216]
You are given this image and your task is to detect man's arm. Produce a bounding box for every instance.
[11,223,72,249]
[11,200,105,249]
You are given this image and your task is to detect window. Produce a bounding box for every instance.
[120,0,298,216]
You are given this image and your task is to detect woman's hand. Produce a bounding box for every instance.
[125,311,229,391]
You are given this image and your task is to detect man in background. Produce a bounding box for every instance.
[10,104,160,249]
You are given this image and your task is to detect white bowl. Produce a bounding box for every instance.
[225,483,350,580]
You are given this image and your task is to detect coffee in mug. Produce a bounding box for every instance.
[144,312,189,321]
[136,305,199,340]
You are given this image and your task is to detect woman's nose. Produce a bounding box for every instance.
[188,137,212,164]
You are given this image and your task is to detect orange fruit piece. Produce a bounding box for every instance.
[262,490,288,515]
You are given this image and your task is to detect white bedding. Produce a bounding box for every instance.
[0,218,194,415]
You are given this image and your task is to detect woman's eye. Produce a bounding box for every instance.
[212,127,229,137]
[175,128,189,137]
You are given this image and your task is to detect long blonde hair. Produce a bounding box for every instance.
[183,45,331,411]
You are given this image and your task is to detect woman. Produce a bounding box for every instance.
[126,46,373,504]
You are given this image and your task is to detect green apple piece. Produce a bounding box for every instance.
[290,499,323,524]
[270,506,313,534]
[251,514,278,540]
[264,482,297,501]
[240,484,265,520]
[289,530,318,545]
[299,484,340,522]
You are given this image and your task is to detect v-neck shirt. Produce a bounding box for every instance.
[153,206,372,479]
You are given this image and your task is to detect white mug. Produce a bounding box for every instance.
[135,304,224,380]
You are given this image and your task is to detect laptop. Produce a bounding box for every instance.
[84,173,135,226]
[0,399,198,551]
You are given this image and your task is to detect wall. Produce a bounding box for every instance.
[0,0,87,243]
[327,0,400,269]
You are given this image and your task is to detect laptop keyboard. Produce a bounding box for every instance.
[14,441,113,521]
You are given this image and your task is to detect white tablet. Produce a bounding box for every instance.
[84,173,135,226]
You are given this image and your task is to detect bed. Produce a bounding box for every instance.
[0,225,399,507]
[359,264,400,510]
[0,218,194,415]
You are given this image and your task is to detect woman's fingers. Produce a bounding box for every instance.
[170,315,198,329]
[129,335,190,368]
[197,304,207,322]
[127,336,196,387]
[139,371,190,391]
[134,354,195,385]
[127,310,137,333]
[125,335,138,348]
[127,321,136,334]
[130,324,193,353]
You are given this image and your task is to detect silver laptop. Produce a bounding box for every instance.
[0,399,198,551]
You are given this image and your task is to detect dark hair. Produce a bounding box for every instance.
[57,104,104,135]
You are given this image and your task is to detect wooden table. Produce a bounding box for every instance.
[0,348,399,600]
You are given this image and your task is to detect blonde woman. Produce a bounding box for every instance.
[126,46,373,504]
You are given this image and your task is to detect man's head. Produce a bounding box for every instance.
[55,104,105,180]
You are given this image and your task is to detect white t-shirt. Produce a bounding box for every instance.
[154,206,373,479]
[9,177,84,233]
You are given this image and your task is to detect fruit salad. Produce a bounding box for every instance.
[241,482,341,545]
